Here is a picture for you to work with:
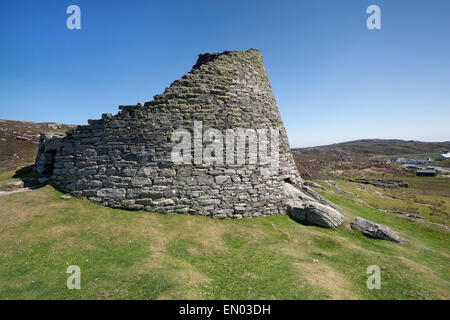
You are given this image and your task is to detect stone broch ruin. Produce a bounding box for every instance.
[34,49,345,225]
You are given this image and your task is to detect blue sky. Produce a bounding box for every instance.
[1,0,449,147]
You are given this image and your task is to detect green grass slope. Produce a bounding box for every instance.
[0,171,448,299]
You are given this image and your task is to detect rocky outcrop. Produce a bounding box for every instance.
[284,182,345,228]
[350,217,407,244]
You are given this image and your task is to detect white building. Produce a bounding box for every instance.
[436,152,450,161]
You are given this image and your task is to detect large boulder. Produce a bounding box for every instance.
[286,199,345,228]
[284,182,345,228]
[303,201,345,228]
[350,217,407,244]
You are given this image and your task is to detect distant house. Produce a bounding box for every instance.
[391,157,406,163]
[402,164,418,169]
[436,152,450,161]
[416,168,436,177]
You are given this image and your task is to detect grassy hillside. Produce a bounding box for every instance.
[0,170,448,299]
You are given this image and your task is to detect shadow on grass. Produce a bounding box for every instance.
[12,165,49,190]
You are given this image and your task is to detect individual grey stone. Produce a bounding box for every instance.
[160,169,176,177]
[186,177,197,186]
[199,198,221,205]
[127,189,141,198]
[122,168,137,177]
[234,205,246,213]
[83,190,98,197]
[191,191,202,198]
[152,199,174,206]
[82,149,97,157]
[197,175,214,186]
[109,120,127,128]
[97,188,126,199]
[87,180,102,188]
[60,195,71,200]
[131,177,152,186]
[153,177,171,185]
[106,167,117,175]
[78,166,98,176]
[350,217,408,244]
[215,175,229,184]
[163,189,178,198]
[217,209,234,215]
[139,190,164,199]
[136,167,155,177]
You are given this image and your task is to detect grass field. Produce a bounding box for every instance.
[0,169,448,300]
[320,175,450,226]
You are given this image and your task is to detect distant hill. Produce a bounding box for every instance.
[0,119,75,171]
[292,139,450,157]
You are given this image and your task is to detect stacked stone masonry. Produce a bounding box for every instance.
[34,49,302,218]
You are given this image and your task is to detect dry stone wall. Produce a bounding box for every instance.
[34,49,302,218]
